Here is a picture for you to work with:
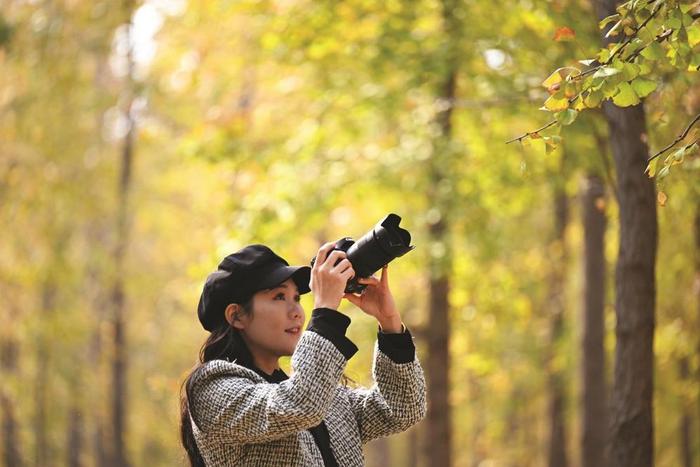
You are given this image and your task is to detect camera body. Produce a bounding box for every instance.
[311,213,415,294]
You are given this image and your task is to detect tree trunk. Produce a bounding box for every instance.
[678,357,693,467]
[67,406,83,467]
[1,337,24,467]
[593,3,658,467]
[424,79,455,467]
[581,174,609,467]
[368,437,391,467]
[110,2,136,466]
[407,426,419,467]
[423,1,460,465]
[34,282,56,467]
[547,160,569,467]
[425,259,451,467]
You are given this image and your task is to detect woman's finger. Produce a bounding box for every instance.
[343,292,361,307]
[324,250,347,267]
[331,258,352,273]
[357,276,380,286]
[380,265,388,285]
[340,266,355,280]
[314,242,336,268]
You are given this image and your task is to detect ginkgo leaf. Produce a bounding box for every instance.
[554,26,576,41]
[542,67,580,88]
[555,109,578,126]
[612,82,640,107]
[641,41,665,60]
[645,158,657,177]
[631,78,657,98]
[543,95,570,111]
[593,66,621,78]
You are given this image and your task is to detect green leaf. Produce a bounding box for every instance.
[630,78,657,98]
[641,41,665,60]
[584,90,604,108]
[593,66,622,78]
[657,165,670,180]
[667,8,683,29]
[622,62,641,80]
[599,13,621,30]
[555,109,579,126]
[602,78,621,97]
[579,59,596,66]
[688,24,700,47]
[573,95,586,111]
[612,82,640,107]
[638,61,654,75]
[666,148,685,165]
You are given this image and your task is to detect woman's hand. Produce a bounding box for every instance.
[310,242,355,311]
[344,266,403,333]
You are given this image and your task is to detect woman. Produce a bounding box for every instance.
[180,242,426,466]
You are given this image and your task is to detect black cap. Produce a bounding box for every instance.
[197,244,311,332]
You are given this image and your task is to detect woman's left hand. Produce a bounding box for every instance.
[343,266,403,333]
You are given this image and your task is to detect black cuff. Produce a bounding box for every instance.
[306,308,358,360]
[377,325,415,364]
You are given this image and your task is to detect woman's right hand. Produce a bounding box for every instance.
[310,242,355,311]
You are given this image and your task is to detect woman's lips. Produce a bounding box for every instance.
[285,327,301,335]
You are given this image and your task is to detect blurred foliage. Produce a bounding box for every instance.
[0,0,698,466]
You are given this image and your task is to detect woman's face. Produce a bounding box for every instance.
[237,278,305,360]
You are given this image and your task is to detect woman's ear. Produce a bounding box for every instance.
[224,303,245,330]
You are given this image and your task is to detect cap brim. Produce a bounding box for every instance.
[257,265,311,294]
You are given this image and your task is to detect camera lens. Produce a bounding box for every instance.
[309,213,414,294]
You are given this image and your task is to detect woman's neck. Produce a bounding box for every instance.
[239,334,280,375]
[248,346,280,375]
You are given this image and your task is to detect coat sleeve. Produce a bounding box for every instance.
[189,312,357,444]
[344,328,427,444]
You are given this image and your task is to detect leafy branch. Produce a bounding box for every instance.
[507,0,700,179]
[647,112,700,163]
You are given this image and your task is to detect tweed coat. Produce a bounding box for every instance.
[188,329,427,466]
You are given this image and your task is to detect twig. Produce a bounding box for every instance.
[607,1,664,61]
[647,113,700,162]
[505,120,558,144]
[506,87,588,144]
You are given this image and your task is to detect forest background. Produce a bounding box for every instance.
[0,0,698,466]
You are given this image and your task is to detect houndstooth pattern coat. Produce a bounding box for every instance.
[188,330,427,466]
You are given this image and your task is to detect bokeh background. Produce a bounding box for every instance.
[0,0,698,466]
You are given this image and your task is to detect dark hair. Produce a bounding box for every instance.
[180,299,254,467]
[179,296,357,467]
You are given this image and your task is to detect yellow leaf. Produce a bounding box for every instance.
[544,95,569,111]
[657,191,667,207]
[542,67,580,88]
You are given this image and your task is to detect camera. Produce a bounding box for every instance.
[311,213,415,294]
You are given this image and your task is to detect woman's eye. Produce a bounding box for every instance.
[294,295,301,303]
[274,293,285,300]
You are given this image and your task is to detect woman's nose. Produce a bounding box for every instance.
[289,302,302,317]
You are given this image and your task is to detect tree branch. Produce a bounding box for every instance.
[607,1,664,61]
[647,113,700,162]
[505,120,558,144]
